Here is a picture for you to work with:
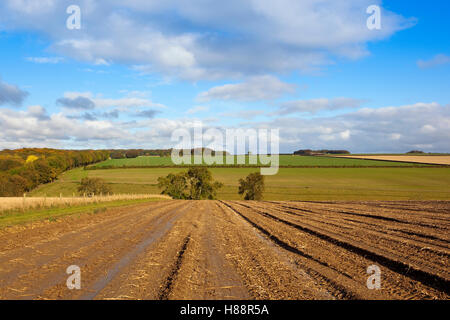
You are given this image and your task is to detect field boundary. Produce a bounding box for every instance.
[85,164,443,170]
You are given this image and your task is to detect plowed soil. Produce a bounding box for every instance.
[0,200,448,300]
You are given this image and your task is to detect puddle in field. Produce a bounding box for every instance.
[81,203,192,300]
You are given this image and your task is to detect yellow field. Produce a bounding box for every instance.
[0,194,171,213]
[337,155,450,165]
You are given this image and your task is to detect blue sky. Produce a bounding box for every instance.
[0,0,449,153]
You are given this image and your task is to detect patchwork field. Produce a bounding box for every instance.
[90,155,432,168]
[0,200,448,300]
[30,167,450,200]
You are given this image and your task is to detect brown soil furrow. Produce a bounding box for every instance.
[158,235,191,300]
[219,201,390,300]
[272,202,450,248]
[254,202,450,259]
[257,205,450,282]
[216,201,344,299]
[308,201,449,224]
[224,201,447,299]
[234,202,450,296]
[277,201,450,223]
[276,202,450,230]
[355,202,450,215]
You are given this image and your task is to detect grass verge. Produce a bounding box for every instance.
[0,198,167,229]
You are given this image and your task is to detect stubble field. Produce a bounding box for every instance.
[336,155,450,165]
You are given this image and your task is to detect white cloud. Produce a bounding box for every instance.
[0,0,414,80]
[417,54,450,69]
[1,102,448,153]
[239,102,450,153]
[420,124,436,134]
[277,97,366,115]
[389,133,402,140]
[198,75,296,102]
[340,130,351,140]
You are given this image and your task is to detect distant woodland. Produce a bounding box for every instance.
[0,148,109,196]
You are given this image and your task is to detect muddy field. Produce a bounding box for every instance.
[0,200,448,300]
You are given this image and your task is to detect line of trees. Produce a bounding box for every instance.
[109,148,230,159]
[109,149,172,159]
[293,149,350,155]
[0,148,109,196]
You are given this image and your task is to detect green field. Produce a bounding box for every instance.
[90,155,430,168]
[30,166,450,201]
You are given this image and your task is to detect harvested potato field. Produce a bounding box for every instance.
[0,200,448,300]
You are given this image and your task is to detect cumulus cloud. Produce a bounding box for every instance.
[1,101,448,153]
[0,77,28,107]
[0,106,128,149]
[56,92,166,110]
[27,105,50,120]
[0,0,414,80]
[198,76,296,102]
[277,97,366,115]
[274,102,450,152]
[417,54,450,69]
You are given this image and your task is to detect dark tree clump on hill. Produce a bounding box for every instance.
[293,149,350,155]
[78,177,112,196]
[238,172,265,200]
[157,167,223,200]
[125,150,140,158]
